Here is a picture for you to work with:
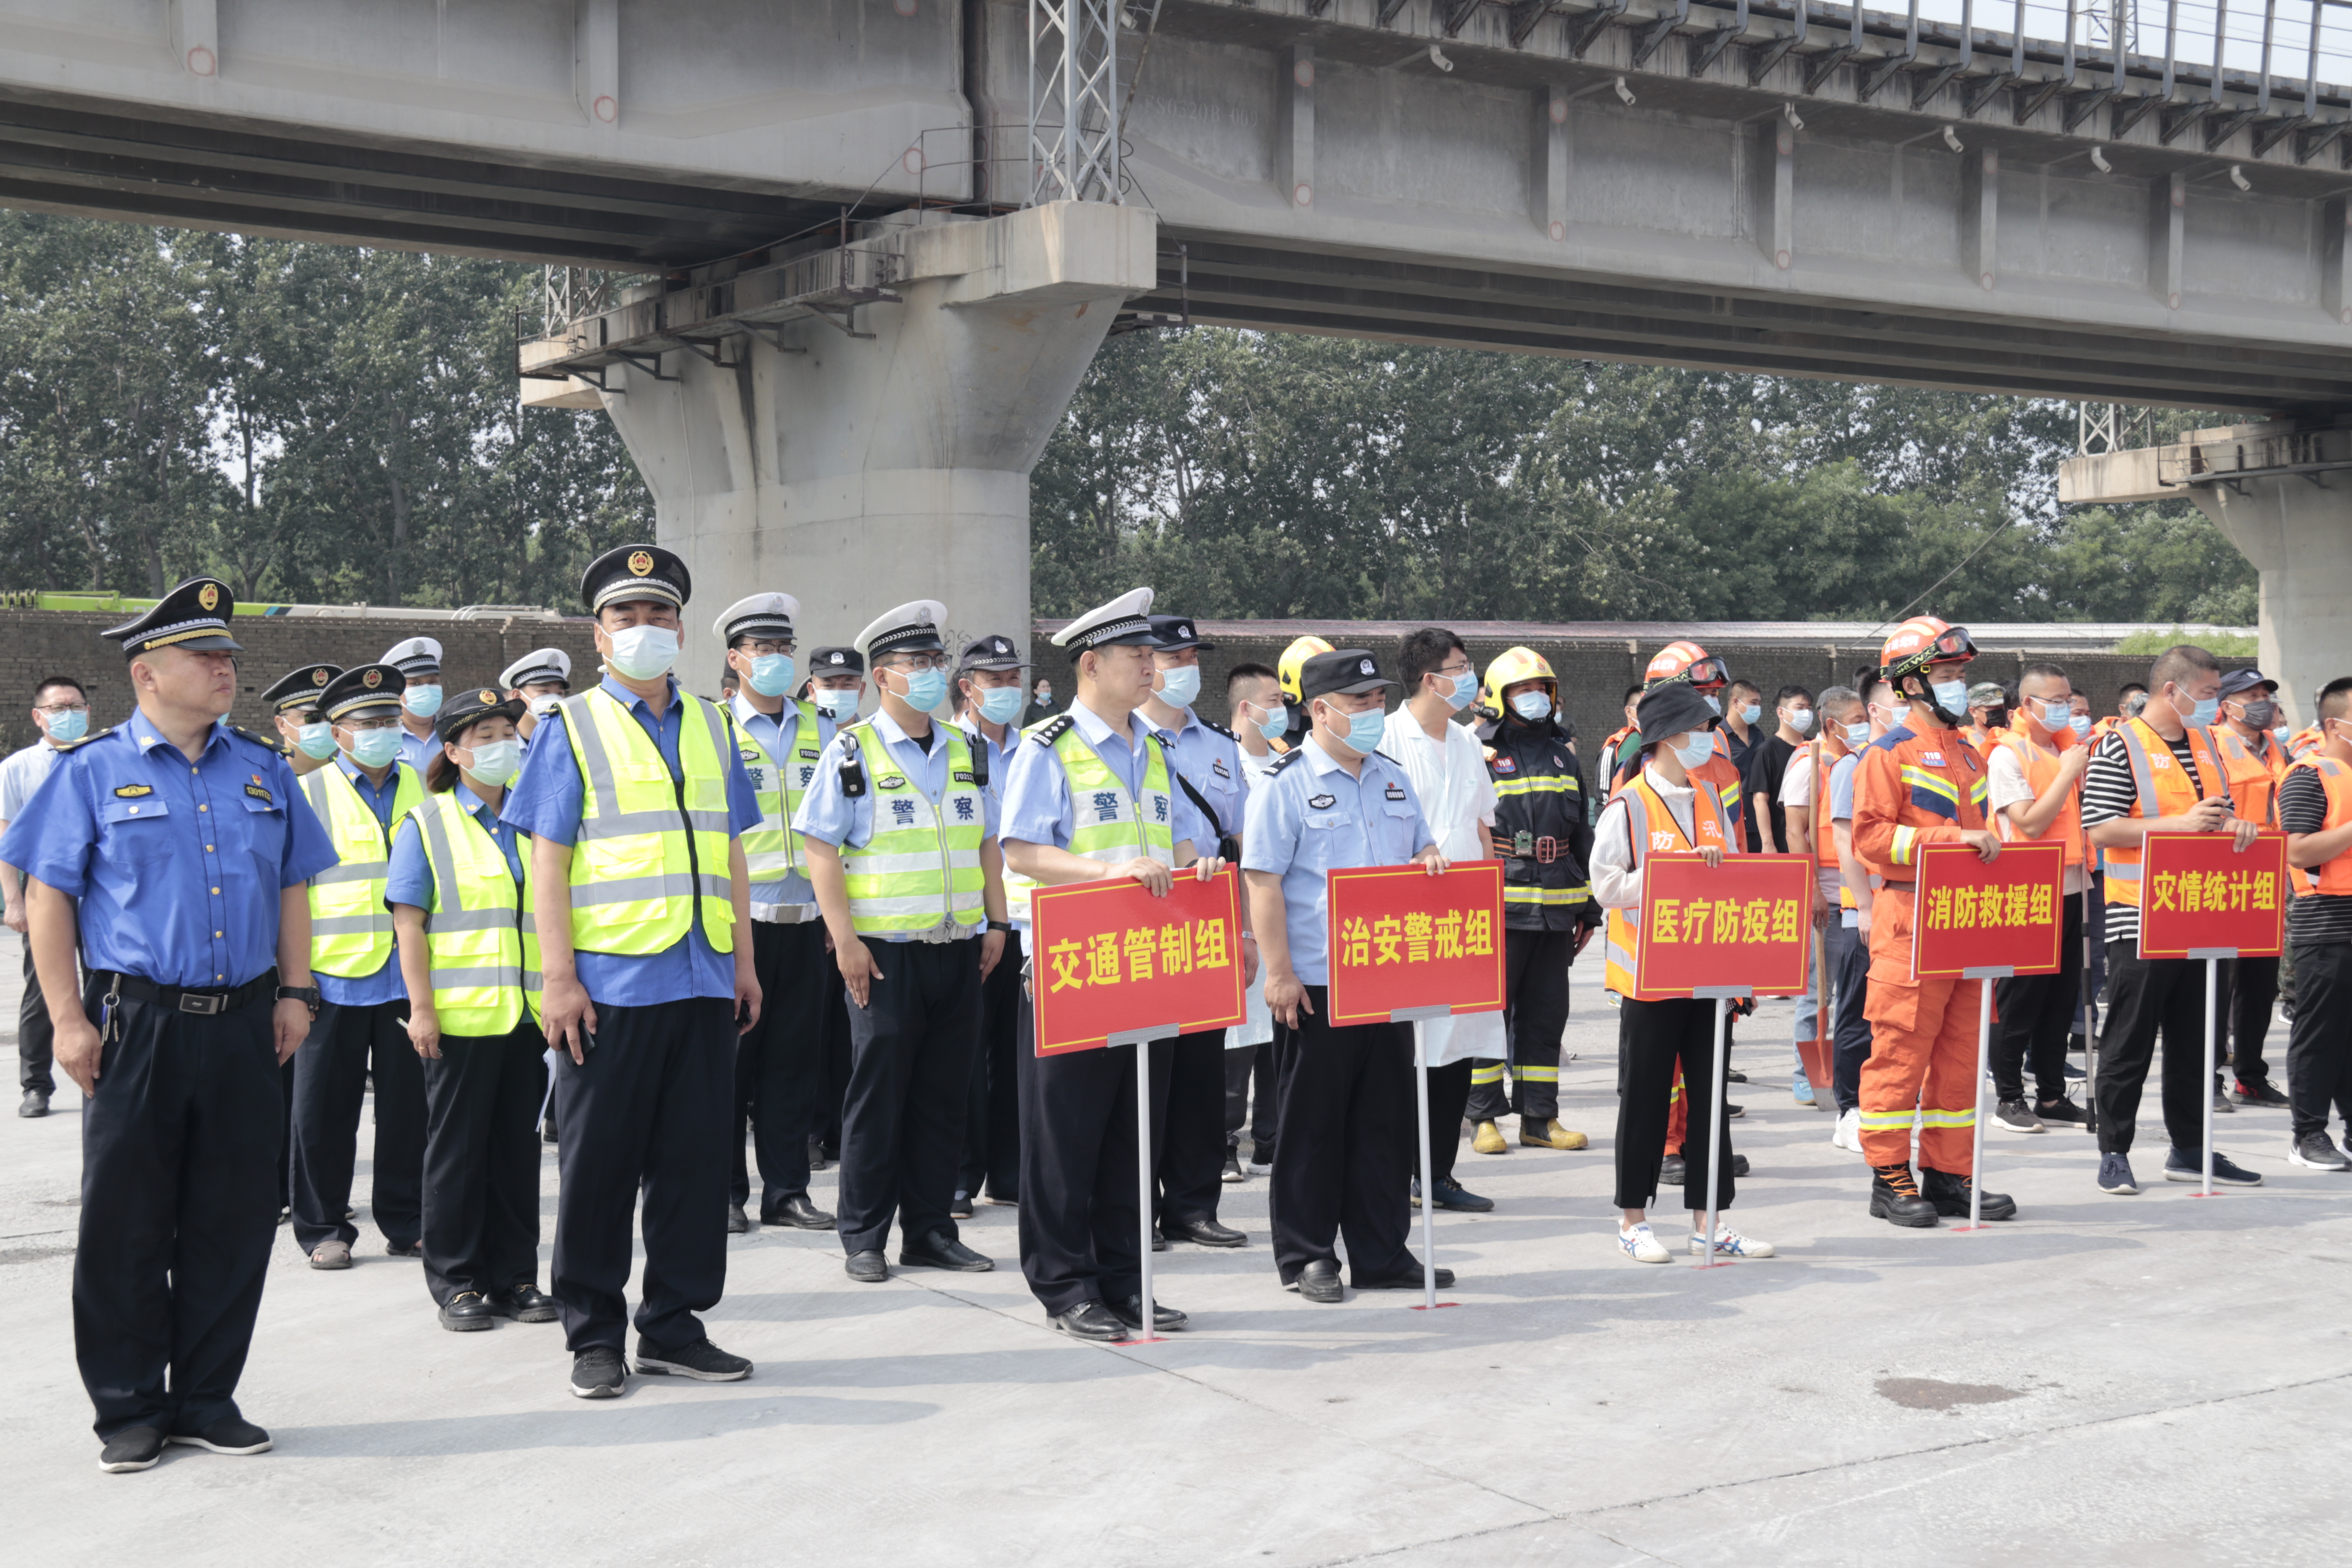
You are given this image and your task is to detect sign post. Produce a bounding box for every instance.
[1632,853,1814,1266]
[1909,840,2067,1231]
[1031,868,1250,1342]
[1326,860,1506,1310]
[2138,831,2289,1198]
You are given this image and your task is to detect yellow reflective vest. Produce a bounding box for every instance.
[1001,714,1176,924]
[840,721,989,936]
[408,791,539,1036]
[559,687,736,956]
[303,760,425,979]
[727,694,828,892]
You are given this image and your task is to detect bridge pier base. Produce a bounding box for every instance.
[594,201,1158,691]
[2191,473,2352,727]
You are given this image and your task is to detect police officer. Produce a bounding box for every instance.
[387,685,559,1332]
[2,577,338,1472]
[955,633,1032,1211]
[500,647,573,757]
[503,543,764,1399]
[794,601,1009,1283]
[713,592,837,1235]
[1244,648,1452,1303]
[290,662,428,1270]
[260,664,341,778]
[382,636,446,773]
[999,588,1223,1341]
[802,644,867,1160]
[804,646,867,723]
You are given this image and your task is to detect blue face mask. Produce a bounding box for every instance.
[1739,703,1762,726]
[346,726,401,769]
[1671,731,1714,769]
[2038,699,2072,728]
[402,684,442,719]
[1929,679,1970,717]
[892,667,948,712]
[1255,704,1289,744]
[746,653,795,698]
[815,686,860,718]
[2179,692,2219,728]
[1787,708,1814,735]
[2069,714,2092,739]
[1332,704,1385,755]
[1511,691,1552,722]
[43,707,86,743]
[1844,721,1870,749]
[978,686,1025,724]
[1704,694,1723,716]
[1445,670,1478,711]
[1157,665,1201,710]
[2275,724,2294,744]
[297,722,336,759]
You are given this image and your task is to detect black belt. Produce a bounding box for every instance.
[99,969,279,1017]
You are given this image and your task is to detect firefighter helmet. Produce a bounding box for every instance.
[1877,616,1978,688]
[1277,635,1334,704]
[1643,639,1731,693]
[1479,646,1557,715]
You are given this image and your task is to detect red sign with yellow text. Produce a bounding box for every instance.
[1324,861,1507,1027]
[1910,841,2067,978]
[1029,867,1247,1055]
[2138,831,2288,959]
[1632,854,1813,1002]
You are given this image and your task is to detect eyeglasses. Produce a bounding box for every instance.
[343,717,401,732]
[34,700,87,714]
[736,639,795,658]
[882,654,952,673]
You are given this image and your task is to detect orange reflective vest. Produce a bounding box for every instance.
[1602,771,1734,998]
[2214,727,2287,827]
[2102,717,2225,910]
[2286,757,2352,897]
[1809,738,1859,913]
[1991,729,2085,867]
[1851,723,1991,881]
[2288,726,2325,762]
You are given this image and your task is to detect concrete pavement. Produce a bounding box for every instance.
[5,938,2348,1567]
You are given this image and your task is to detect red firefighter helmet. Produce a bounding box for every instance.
[1643,639,1731,693]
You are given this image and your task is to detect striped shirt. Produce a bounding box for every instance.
[2079,727,2201,946]
[2278,766,2352,947]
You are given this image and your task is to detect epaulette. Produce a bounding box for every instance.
[1027,713,1076,747]
[53,725,115,753]
[1269,747,1307,774]
[1199,717,1237,742]
[227,724,280,755]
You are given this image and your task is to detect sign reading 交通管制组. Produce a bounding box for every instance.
[1323,860,1506,1027]
[1029,867,1247,1054]
[2137,830,2288,959]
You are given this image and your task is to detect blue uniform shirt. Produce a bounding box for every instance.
[730,691,834,910]
[793,708,1003,943]
[397,724,437,775]
[0,709,338,989]
[1241,734,1435,987]
[387,780,526,912]
[1143,704,1249,844]
[317,754,415,1007]
[955,718,1018,814]
[500,675,762,1005]
[998,698,1215,937]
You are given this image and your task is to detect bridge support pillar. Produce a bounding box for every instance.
[595,201,1158,691]
[2190,475,2352,727]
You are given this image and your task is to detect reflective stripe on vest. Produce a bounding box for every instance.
[1002,720,1177,923]
[1993,730,2086,867]
[2288,758,2352,897]
[731,696,823,887]
[840,722,987,935]
[560,688,736,956]
[1809,742,1858,913]
[412,792,538,1035]
[1603,773,1731,998]
[302,761,425,978]
[2103,717,2223,906]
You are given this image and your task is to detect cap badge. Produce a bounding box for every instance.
[628,549,654,576]
[197,583,220,612]
[479,689,496,704]
[1359,659,1374,675]
[362,669,383,689]
[312,668,328,685]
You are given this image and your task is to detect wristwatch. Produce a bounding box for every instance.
[985,920,1013,934]
[275,984,321,1013]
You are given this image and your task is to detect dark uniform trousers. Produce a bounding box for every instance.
[820,978,853,1156]
[2285,940,2352,1142]
[552,996,735,1355]
[18,938,53,1094]
[1425,1056,1473,1185]
[958,929,1026,1203]
[419,1020,547,1307]
[1016,997,1173,1315]
[837,937,984,1254]
[1155,1027,1229,1227]
[2215,956,2281,1087]
[1224,1039,1279,1165]
[1992,895,2085,1105]
[730,919,829,1214]
[75,984,280,1440]
[1613,996,1737,1214]
[1269,987,1413,1286]
[1465,927,1575,1123]
[2095,940,2212,1156]
[1828,920,1872,1115]
[290,996,423,1253]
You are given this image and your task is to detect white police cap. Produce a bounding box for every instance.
[382,635,443,677]
[1050,587,1156,661]
[855,600,948,662]
[499,647,572,690]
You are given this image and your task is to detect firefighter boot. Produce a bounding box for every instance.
[1868,1163,1940,1228]
[1472,1120,1509,1156]
[1521,1117,1589,1151]
[1922,1167,2017,1221]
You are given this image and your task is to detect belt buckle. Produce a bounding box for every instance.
[1534,835,1561,865]
[179,991,225,1016]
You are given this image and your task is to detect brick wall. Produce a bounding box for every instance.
[0,611,603,755]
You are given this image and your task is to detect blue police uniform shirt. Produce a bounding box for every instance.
[730,691,833,910]
[387,780,526,914]
[316,754,416,1007]
[955,717,1017,814]
[397,725,437,775]
[793,707,1003,943]
[500,674,762,1005]
[0,708,339,989]
[1241,733,1436,987]
[1143,704,1249,843]
[998,697,1216,937]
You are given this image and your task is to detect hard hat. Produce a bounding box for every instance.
[1643,639,1730,692]
[1278,635,1334,703]
[1480,646,1556,714]
[1878,616,1978,686]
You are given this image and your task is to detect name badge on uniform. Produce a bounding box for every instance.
[1308,793,1337,809]
[1492,756,1517,774]
[1385,783,1406,801]
[113,784,153,798]
[877,775,906,790]
[244,783,274,802]
[799,748,820,761]
[1922,751,1945,767]
[1211,759,1230,780]
[953,769,976,784]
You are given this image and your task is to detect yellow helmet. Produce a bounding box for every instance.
[1278,635,1334,704]
[1480,646,1556,713]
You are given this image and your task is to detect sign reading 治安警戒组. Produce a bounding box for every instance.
[1323,860,1506,1027]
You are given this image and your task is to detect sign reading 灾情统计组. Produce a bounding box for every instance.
[2137,830,2289,960]
[1632,854,1814,1002]
[1910,840,2067,978]
[1029,867,1247,1054]
[1323,860,1506,1027]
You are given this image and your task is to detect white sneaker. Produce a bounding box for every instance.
[1690,1227,1776,1259]
[1246,1161,1272,1176]
[1616,1223,1670,1263]
[1832,1108,1861,1152]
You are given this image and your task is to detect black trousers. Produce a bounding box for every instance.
[2286,940,2352,1142]
[2220,956,2281,1087]
[1465,926,1574,1122]
[1614,995,1737,1213]
[958,929,1026,1203]
[1016,999,1172,1315]
[837,937,984,1255]
[729,920,829,1213]
[1425,1057,1472,1185]
[1993,895,2085,1105]
[2095,941,2212,1156]
[1269,987,1414,1285]
[551,996,734,1355]
[820,978,853,1154]
[74,983,279,1440]
[419,1021,546,1307]
[1829,920,1871,1114]
[18,938,53,1093]
[1224,1039,1279,1163]
[1155,1028,1230,1227]
[289,996,423,1253]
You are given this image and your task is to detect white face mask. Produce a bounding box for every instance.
[529,693,563,717]
[605,624,679,681]
[462,738,522,786]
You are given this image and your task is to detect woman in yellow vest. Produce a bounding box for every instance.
[390,686,557,1333]
[1589,682,1775,1264]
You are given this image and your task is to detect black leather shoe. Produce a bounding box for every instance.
[1659,1155,1687,1185]
[1923,1167,2017,1220]
[948,1194,975,1220]
[1356,1262,1456,1290]
[1050,1301,1130,1341]
[1869,1163,1942,1228]
[18,1088,49,1118]
[1161,1215,1247,1248]
[98,1425,165,1472]
[488,1283,560,1323]
[1107,1294,1189,1332]
[844,1250,889,1283]
[900,1230,994,1272]
[725,1203,749,1235]
[439,1291,498,1331]
[1152,1232,1170,1252]
[760,1193,835,1230]
[1292,1260,1344,1303]
[1431,1176,1494,1212]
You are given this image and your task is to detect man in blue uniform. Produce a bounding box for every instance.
[500,646,573,760]
[2,577,338,1472]
[1245,649,1453,1303]
[954,633,1033,1213]
[503,544,765,1400]
[383,635,446,773]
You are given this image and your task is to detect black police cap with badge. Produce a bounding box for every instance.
[435,685,526,743]
[261,664,341,717]
[319,663,407,724]
[581,542,691,611]
[1296,649,1399,703]
[958,635,1028,673]
[808,646,865,676]
[102,577,244,659]
[1147,614,1217,653]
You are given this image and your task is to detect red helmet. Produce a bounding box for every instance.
[1878,616,1978,687]
[1644,639,1730,693]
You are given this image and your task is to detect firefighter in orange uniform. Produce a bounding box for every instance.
[1850,617,2016,1227]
